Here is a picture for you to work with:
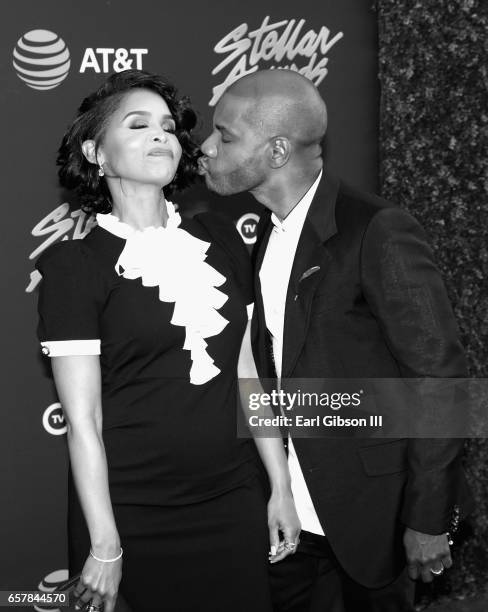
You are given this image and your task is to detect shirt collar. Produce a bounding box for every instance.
[270,169,323,233]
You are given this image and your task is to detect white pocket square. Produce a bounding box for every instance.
[299,266,321,282]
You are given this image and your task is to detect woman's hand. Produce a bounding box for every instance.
[73,554,122,612]
[268,489,301,564]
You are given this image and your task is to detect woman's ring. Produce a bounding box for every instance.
[430,566,444,576]
[284,541,296,550]
[86,604,103,612]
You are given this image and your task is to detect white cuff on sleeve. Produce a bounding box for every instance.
[246,303,254,320]
[40,339,101,357]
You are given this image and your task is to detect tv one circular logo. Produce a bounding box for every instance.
[42,403,67,436]
[236,213,260,245]
[34,569,69,612]
[13,30,70,90]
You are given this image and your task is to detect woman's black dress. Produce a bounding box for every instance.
[36,205,272,612]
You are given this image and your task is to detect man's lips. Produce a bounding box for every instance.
[197,157,209,175]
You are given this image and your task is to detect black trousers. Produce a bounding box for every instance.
[269,531,415,612]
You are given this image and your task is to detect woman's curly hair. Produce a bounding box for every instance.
[57,69,200,214]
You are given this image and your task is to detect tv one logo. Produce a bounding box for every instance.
[42,403,67,436]
[13,29,148,91]
[236,213,260,245]
[34,568,69,612]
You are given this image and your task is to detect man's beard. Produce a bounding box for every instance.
[204,163,262,196]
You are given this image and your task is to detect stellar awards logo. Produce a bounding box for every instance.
[26,204,96,293]
[210,16,344,106]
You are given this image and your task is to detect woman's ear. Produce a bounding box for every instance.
[81,140,99,165]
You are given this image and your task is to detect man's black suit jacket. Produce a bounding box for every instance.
[251,173,472,588]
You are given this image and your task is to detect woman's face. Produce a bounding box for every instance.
[95,88,182,188]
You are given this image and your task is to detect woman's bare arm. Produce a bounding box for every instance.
[52,355,121,612]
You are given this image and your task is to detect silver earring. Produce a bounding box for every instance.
[98,164,104,177]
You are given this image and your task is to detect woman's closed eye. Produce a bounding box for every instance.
[130,122,176,133]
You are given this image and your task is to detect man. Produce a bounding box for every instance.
[199,70,471,611]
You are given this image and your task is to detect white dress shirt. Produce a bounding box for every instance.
[259,170,325,536]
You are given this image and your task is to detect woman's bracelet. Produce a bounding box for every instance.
[89,547,123,563]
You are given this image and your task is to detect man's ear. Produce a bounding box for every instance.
[81,140,99,165]
[269,137,290,169]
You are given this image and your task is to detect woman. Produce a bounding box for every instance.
[36,70,299,612]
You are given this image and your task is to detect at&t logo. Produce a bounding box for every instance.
[12,30,70,91]
[80,48,148,73]
[236,213,260,245]
[42,403,67,436]
[13,29,149,91]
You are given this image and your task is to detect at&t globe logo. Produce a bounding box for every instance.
[13,30,70,91]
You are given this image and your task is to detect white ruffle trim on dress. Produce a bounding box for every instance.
[96,201,228,385]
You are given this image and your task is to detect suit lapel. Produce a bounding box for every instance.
[281,173,340,378]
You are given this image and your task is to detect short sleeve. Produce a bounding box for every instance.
[36,240,103,357]
[193,212,254,311]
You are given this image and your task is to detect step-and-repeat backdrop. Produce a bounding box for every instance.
[0,0,378,600]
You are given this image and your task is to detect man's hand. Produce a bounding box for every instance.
[404,527,452,582]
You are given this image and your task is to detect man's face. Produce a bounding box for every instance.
[199,93,268,195]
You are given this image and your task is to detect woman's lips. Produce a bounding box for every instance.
[147,148,173,158]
